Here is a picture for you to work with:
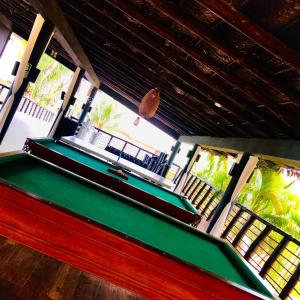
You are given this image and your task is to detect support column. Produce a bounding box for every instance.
[207,153,258,237]
[174,144,201,194]
[162,141,181,177]
[77,86,98,125]
[0,14,54,144]
[48,67,85,137]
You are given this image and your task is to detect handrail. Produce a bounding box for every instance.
[94,126,156,157]
[182,173,300,299]
[0,84,55,123]
[79,124,182,181]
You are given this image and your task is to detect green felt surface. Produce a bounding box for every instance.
[0,154,272,297]
[38,139,196,213]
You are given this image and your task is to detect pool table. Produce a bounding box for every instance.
[24,137,201,225]
[0,153,274,299]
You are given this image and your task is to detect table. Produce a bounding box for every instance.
[61,136,175,189]
[24,137,200,225]
[0,153,274,299]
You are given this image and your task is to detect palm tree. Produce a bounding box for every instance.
[88,100,121,132]
[29,54,72,108]
[195,151,232,191]
[194,150,300,239]
[238,161,300,239]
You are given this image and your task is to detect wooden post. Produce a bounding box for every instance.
[48,67,85,137]
[207,153,258,237]
[174,144,201,194]
[162,141,181,177]
[0,14,54,144]
[77,86,98,125]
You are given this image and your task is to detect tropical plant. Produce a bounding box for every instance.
[193,150,300,239]
[238,160,300,240]
[88,99,122,131]
[193,150,233,191]
[29,54,72,108]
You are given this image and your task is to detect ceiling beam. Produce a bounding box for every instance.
[96,1,297,138]
[72,0,278,138]
[29,0,100,87]
[91,1,272,135]
[80,35,228,136]
[65,6,251,135]
[107,0,300,135]
[196,0,300,72]
[91,47,223,137]
[148,0,300,107]
[61,2,240,136]
[0,11,12,30]
[179,135,300,168]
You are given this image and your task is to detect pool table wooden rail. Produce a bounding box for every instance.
[24,138,201,226]
[0,182,273,300]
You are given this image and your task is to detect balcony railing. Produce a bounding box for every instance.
[182,173,300,300]
[0,83,55,123]
[88,126,182,181]
[18,97,55,123]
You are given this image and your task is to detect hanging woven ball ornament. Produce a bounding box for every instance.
[139,88,160,118]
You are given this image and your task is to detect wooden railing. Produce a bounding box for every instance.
[18,97,55,123]
[182,173,300,299]
[0,83,55,123]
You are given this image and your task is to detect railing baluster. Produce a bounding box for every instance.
[232,215,256,247]
[182,174,195,195]
[206,206,217,221]
[24,99,30,113]
[259,235,290,278]
[201,193,218,217]
[221,207,243,239]
[279,264,300,299]
[189,179,201,200]
[196,186,212,210]
[244,226,270,260]
[185,176,198,197]
[192,182,206,204]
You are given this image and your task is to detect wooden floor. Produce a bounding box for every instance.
[0,236,144,300]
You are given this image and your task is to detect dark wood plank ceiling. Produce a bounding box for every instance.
[0,0,299,139]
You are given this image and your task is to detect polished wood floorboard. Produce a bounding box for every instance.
[0,236,144,300]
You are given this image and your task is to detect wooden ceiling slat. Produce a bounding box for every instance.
[93,62,213,135]
[148,0,300,108]
[69,0,276,138]
[79,35,233,137]
[62,2,245,137]
[3,0,299,139]
[79,32,245,136]
[196,0,300,72]
[87,0,293,138]
[91,47,226,137]
[107,0,300,135]
[29,0,100,87]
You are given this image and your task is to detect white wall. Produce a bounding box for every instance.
[0,111,53,153]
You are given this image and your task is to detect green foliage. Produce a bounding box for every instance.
[238,160,300,240]
[88,99,122,131]
[193,151,233,191]
[30,54,72,108]
[195,151,300,239]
